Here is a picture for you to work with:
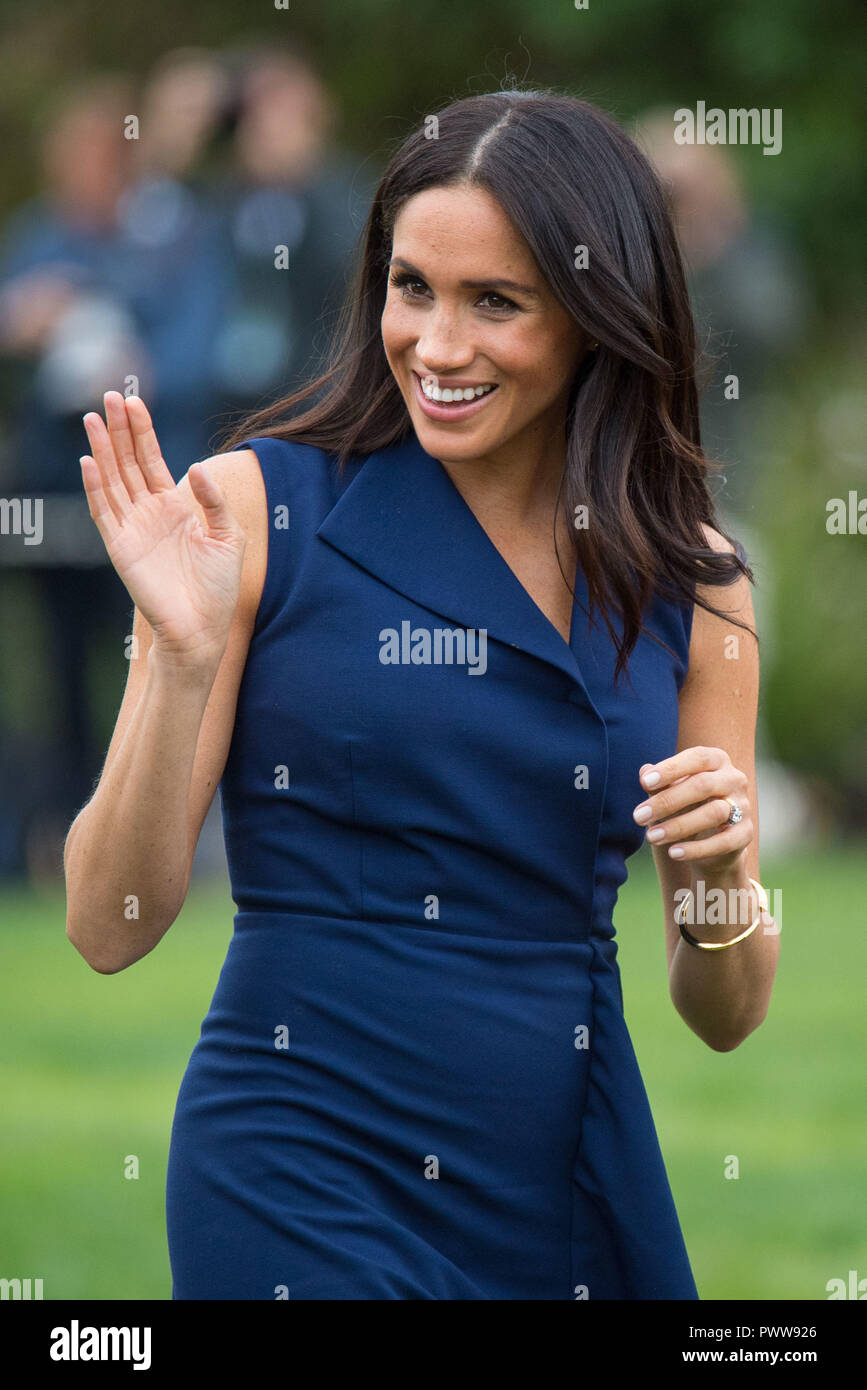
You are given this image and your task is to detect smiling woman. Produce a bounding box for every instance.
[383,187,587,458]
[67,86,778,1302]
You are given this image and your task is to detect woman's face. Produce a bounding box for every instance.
[381,183,590,470]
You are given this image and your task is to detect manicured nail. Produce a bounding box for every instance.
[668,846,685,858]
[642,771,660,786]
[646,827,665,842]
[633,804,652,823]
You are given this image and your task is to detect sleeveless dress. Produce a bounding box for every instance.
[165,427,700,1300]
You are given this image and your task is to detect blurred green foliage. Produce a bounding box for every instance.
[754,340,867,823]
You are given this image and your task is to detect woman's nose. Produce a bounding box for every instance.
[415,310,475,371]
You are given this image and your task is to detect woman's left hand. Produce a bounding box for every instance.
[632,745,753,874]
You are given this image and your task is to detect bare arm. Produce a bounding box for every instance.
[646,527,780,1050]
[63,392,265,973]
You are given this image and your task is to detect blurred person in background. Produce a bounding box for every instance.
[207,42,376,424]
[116,46,236,476]
[0,76,147,490]
[0,57,227,879]
[0,75,147,880]
[635,109,811,525]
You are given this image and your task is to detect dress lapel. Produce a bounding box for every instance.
[316,428,602,711]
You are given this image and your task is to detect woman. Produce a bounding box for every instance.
[65,89,779,1300]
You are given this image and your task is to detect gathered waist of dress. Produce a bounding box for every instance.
[228,906,617,951]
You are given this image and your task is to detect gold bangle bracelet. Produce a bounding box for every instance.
[676,877,770,951]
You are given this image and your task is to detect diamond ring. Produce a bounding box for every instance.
[725,798,743,826]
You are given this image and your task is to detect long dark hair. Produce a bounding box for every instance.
[217,87,754,677]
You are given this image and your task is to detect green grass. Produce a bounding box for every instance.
[0,847,864,1300]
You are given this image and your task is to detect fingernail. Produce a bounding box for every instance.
[633,804,652,823]
[668,846,684,858]
[646,826,665,842]
[642,771,660,786]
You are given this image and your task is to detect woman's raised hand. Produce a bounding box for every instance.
[81,391,247,672]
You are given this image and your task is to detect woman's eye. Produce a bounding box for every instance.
[388,273,517,313]
[389,273,427,297]
[478,292,515,312]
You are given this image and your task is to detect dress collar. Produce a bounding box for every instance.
[316,427,602,708]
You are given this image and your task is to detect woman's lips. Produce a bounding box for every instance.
[411,370,499,422]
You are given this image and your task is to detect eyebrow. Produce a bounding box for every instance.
[389,256,541,299]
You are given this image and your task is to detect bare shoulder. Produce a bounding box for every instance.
[693,521,753,626]
[176,447,267,626]
[699,520,735,553]
[178,447,265,533]
[685,522,757,697]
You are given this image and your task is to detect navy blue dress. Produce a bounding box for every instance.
[165,427,700,1300]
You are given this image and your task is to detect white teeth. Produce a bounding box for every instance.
[420,376,495,403]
